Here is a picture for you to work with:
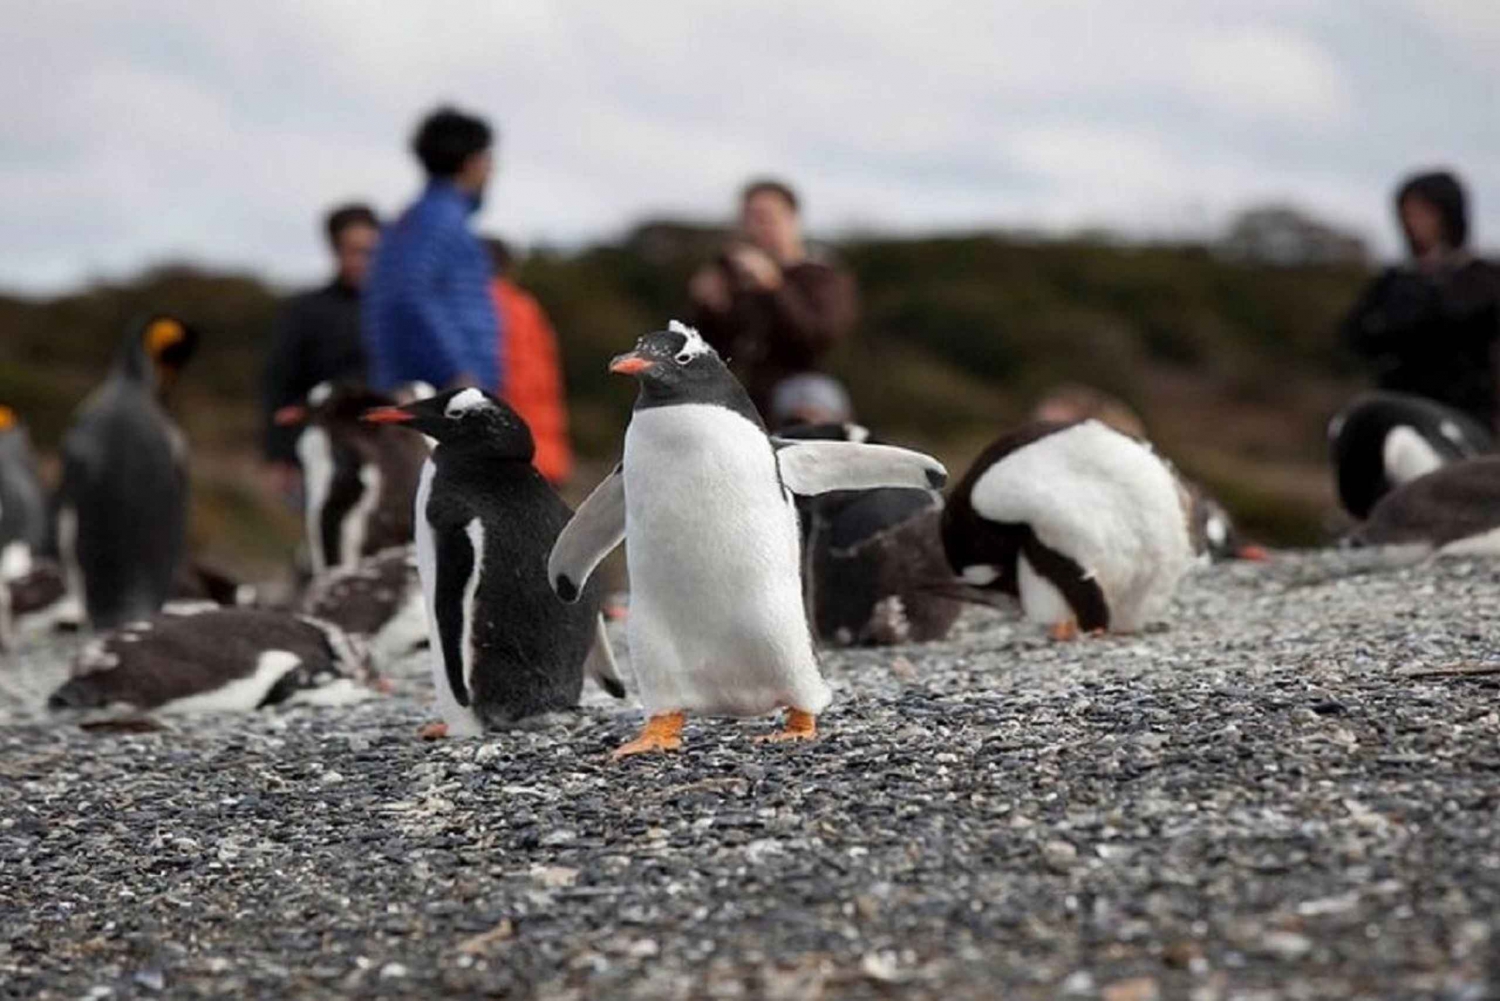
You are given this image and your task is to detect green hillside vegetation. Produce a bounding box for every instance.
[0,222,1370,580]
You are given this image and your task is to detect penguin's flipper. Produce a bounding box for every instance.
[585,614,627,699]
[433,524,477,707]
[548,467,625,602]
[772,440,948,495]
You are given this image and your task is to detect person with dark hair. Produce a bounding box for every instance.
[1341,168,1500,430]
[261,202,380,492]
[482,237,575,485]
[363,105,501,394]
[687,177,858,417]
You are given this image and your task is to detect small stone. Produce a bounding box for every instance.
[379,962,408,979]
[1043,839,1079,872]
[1258,930,1312,960]
[530,865,579,888]
[1060,969,1095,995]
[133,968,165,992]
[1161,940,1201,969]
[1101,976,1160,1001]
[860,951,901,983]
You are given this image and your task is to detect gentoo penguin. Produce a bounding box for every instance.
[779,422,962,646]
[363,388,624,736]
[298,544,428,670]
[56,315,199,629]
[47,607,377,714]
[1329,391,1491,520]
[1178,478,1268,563]
[0,406,48,580]
[548,322,946,757]
[275,381,431,574]
[1351,456,1500,555]
[942,419,1192,638]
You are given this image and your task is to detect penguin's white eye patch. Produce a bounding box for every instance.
[445,388,489,417]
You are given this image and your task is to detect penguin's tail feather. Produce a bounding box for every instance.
[585,614,628,699]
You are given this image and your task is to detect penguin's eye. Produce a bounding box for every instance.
[675,352,693,365]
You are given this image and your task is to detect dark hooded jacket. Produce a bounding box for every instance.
[1341,170,1500,430]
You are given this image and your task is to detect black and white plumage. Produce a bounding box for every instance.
[56,315,199,630]
[47,607,376,714]
[1329,391,1491,520]
[1351,456,1500,555]
[277,381,432,574]
[942,419,1192,635]
[0,407,48,580]
[548,322,946,752]
[779,422,961,647]
[298,544,427,669]
[364,389,623,735]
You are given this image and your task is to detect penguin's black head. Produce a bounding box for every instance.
[611,321,735,395]
[122,315,199,395]
[362,387,534,460]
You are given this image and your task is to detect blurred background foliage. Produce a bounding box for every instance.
[0,205,1370,581]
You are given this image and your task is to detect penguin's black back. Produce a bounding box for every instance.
[60,377,188,629]
[1331,392,1492,519]
[426,445,600,726]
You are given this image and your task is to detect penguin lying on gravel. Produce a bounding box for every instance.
[779,422,961,646]
[276,381,432,574]
[1351,456,1500,555]
[942,419,1192,639]
[1329,392,1491,520]
[47,607,378,714]
[548,322,946,758]
[56,315,198,630]
[1179,478,1268,564]
[364,389,624,737]
[298,544,427,670]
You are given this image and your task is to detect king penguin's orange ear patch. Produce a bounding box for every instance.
[144,318,186,356]
[0,406,14,431]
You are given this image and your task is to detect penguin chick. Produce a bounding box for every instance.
[547,322,947,758]
[1329,391,1491,520]
[1352,456,1500,555]
[942,419,1192,638]
[276,380,431,574]
[56,315,199,629]
[298,544,428,672]
[363,389,624,736]
[47,607,377,715]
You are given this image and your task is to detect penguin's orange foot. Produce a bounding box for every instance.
[417,721,449,741]
[612,712,685,760]
[1049,619,1080,642]
[755,708,818,744]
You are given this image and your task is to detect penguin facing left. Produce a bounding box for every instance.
[56,315,199,630]
[363,388,624,736]
[0,406,49,581]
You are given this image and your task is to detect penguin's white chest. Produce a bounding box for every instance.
[622,404,827,717]
[413,459,482,736]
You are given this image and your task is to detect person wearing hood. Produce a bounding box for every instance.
[1341,169,1500,431]
[363,106,502,395]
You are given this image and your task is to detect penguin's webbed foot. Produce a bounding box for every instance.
[755,708,818,744]
[612,712,685,760]
[1048,619,1080,642]
[417,721,449,741]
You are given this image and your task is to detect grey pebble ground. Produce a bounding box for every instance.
[3,551,1499,1000]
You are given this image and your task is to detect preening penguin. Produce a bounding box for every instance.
[56,315,199,630]
[942,420,1192,638]
[548,322,947,758]
[275,381,431,574]
[363,389,623,737]
[1329,391,1491,520]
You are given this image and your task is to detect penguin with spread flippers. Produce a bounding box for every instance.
[548,322,947,758]
[56,315,199,630]
[363,389,624,737]
[275,381,432,574]
[1329,391,1491,520]
[942,419,1191,639]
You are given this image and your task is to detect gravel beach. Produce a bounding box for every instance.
[3,551,1499,1000]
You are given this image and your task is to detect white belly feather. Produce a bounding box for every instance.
[623,404,829,717]
[414,459,482,736]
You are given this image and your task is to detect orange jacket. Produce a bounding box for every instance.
[492,278,574,485]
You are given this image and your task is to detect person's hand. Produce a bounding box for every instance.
[728,246,782,291]
[689,266,731,312]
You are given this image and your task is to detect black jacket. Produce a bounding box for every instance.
[262,281,367,463]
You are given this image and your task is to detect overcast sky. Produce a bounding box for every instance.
[3,1,1497,293]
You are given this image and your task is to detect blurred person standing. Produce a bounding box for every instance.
[1341,168,1500,430]
[687,178,858,417]
[262,203,379,494]
[364,106,501,394]
[483,237,574,486]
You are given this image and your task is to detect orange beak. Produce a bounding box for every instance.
[273,405,307,426]
[1237,544,1270,562]
[362,407,414,424]
[609,353,654,376]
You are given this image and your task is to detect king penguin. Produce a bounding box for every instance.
[56,315,199,630]
[363,388,624,736]
[942,419,1192,638]
[547,322,947,758]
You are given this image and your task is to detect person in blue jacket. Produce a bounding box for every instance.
[364,106,502,392]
